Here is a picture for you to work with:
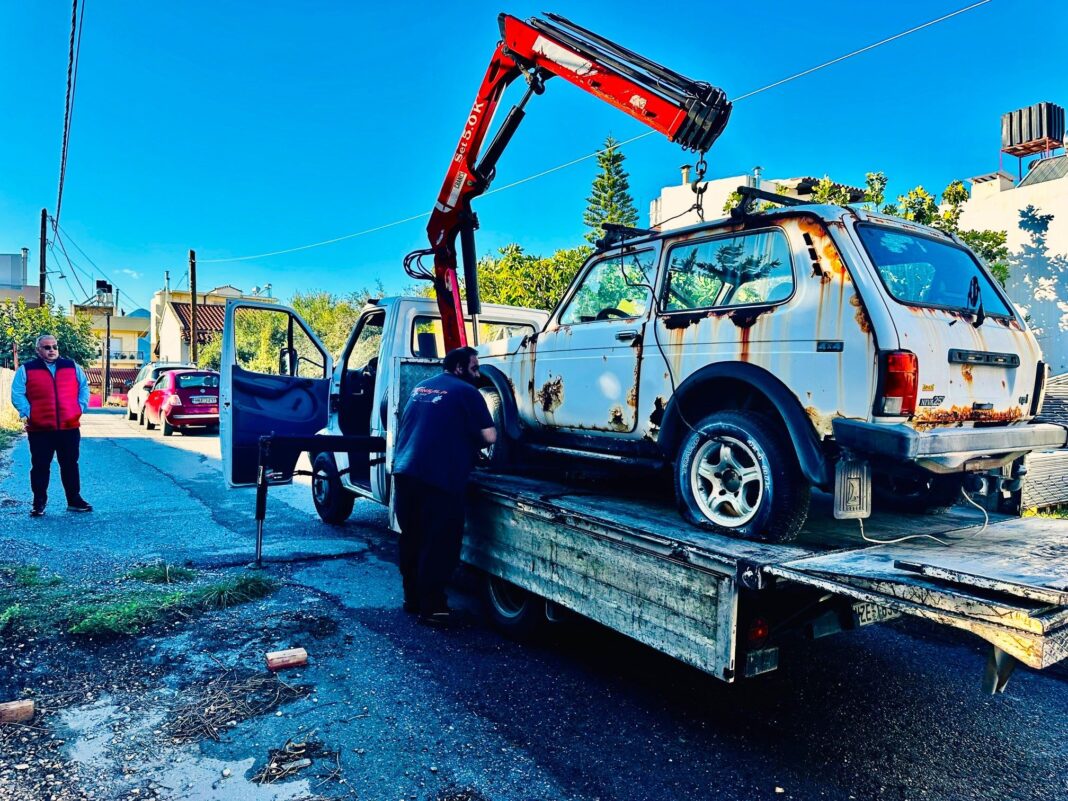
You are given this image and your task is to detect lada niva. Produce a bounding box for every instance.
[475,191,1066,540]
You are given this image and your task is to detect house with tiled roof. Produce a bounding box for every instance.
[151,285,276,362]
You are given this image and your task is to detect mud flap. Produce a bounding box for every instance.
[834,458,871,520]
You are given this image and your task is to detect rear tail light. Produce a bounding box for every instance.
[876,350,918,417]
[166,395,183,408]
[746,618,770,647]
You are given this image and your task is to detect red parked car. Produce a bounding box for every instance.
[143,369,220,436]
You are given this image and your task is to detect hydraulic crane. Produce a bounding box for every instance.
[404,13,733,352]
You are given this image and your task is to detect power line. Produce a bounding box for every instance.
[55,222,152,310]
[54,0,86,231]
[197,0,991,265]
[730,0,993,102]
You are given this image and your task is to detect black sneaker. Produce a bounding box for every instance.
[30,504,45,517]
[67,500,93,513]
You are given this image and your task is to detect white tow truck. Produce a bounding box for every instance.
[219,294,1068,693]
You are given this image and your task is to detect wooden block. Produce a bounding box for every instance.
[0,700,34,724]
[265,648,308,672]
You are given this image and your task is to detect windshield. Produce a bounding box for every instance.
[856,224,1012,318]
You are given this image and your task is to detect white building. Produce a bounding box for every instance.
[959,155,1068,374]
[150,284,276,362]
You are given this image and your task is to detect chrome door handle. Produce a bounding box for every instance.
[615,329,640,341]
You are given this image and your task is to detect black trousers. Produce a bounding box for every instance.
[393,474,466,614]
[28,429,82,506]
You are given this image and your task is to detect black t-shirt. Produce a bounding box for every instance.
[393,372,494,492]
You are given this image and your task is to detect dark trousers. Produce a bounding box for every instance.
[28,429,82,506]
[393,474,466,614]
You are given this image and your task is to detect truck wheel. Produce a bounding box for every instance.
[312,452,355,525]
[874,473,964,514]
[484,574,547,638]
[675,410,809,541]
[478,388,512,467]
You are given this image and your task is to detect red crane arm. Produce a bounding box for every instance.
[408,13,732,353]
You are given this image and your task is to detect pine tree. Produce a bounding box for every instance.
[583,136,638,243]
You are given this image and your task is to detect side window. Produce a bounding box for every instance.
[662,230,793,312]
[231,308,327,378]
[345,312,385,374]
[558,250,656,325]
[152,375,168,391]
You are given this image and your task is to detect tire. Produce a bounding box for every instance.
[478,387,512,467]
[312,452,355,525]
[138,408,146,427]
[127,405,137,421]
[484,573,547,639]
[162,416,175,437]
[873,473,964,514]
[144,410,155,431]
[674,410,810,542]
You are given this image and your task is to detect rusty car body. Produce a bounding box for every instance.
[475,199,1067,540]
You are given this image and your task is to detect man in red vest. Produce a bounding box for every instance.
[10,334,92,516]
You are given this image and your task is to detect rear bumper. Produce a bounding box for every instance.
[166,412,219,427]
[832,419,1068,472]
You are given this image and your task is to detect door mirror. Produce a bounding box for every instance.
[278,346,296,376]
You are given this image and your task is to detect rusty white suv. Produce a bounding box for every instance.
[476,189,1066,541]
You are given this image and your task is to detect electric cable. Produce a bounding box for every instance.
[197,0,991,264]
[54,0,86,232]
[55,222,152,311]
[857,487,990,545]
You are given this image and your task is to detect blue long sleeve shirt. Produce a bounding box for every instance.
[10,362,90,418]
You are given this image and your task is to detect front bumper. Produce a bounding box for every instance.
[832,419,1068,472]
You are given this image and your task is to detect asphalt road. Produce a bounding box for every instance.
[1,410,1066,801]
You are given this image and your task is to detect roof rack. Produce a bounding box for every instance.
[729,185,806,219]
[595,223,658,250]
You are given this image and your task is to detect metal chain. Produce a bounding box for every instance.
[690,152,709,222]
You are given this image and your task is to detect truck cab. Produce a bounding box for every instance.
[219,296,548,520]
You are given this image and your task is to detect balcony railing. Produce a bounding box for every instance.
[95,350,145,361]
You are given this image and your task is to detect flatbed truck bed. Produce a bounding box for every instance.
[463,472,1068,691]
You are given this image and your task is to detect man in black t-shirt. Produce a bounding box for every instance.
[392,346,496,623]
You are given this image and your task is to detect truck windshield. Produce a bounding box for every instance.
[856,224,1012,318]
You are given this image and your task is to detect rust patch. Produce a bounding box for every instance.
[649,396,667,428]
[740,324,751,362]
[1001,379,1007,389]
[728,308,768,329]
[664,312,703,330]
[537,376,564,413]
[626,384,638,409]
[913,405,1023,428]
[961,363,974,385]
[848,293,872,334]
[608,406,627,430]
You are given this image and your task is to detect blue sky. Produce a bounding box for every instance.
[1,1,1066,313]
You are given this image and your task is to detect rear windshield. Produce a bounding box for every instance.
[152,366,189,380]
[411,316,537,359]
[175,373,219,389]
[856,225,1012,318]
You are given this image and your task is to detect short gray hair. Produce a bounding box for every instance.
[35,334,58,347]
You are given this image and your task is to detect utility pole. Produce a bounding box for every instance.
[39,209,47,307]
[189,250,198,364]
[103,309,112,406]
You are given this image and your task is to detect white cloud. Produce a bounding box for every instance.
[119,269,141,279]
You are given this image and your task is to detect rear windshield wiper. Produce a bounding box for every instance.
[967,275,986,328]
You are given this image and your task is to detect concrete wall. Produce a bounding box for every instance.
[157,307,187,362]
[0,367,15,416]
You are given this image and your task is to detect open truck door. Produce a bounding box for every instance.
[220,299,334,487]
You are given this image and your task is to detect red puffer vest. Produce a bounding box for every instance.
[25,358,82,432]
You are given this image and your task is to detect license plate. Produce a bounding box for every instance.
[852,601,900,627]
[191,396,217,404]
